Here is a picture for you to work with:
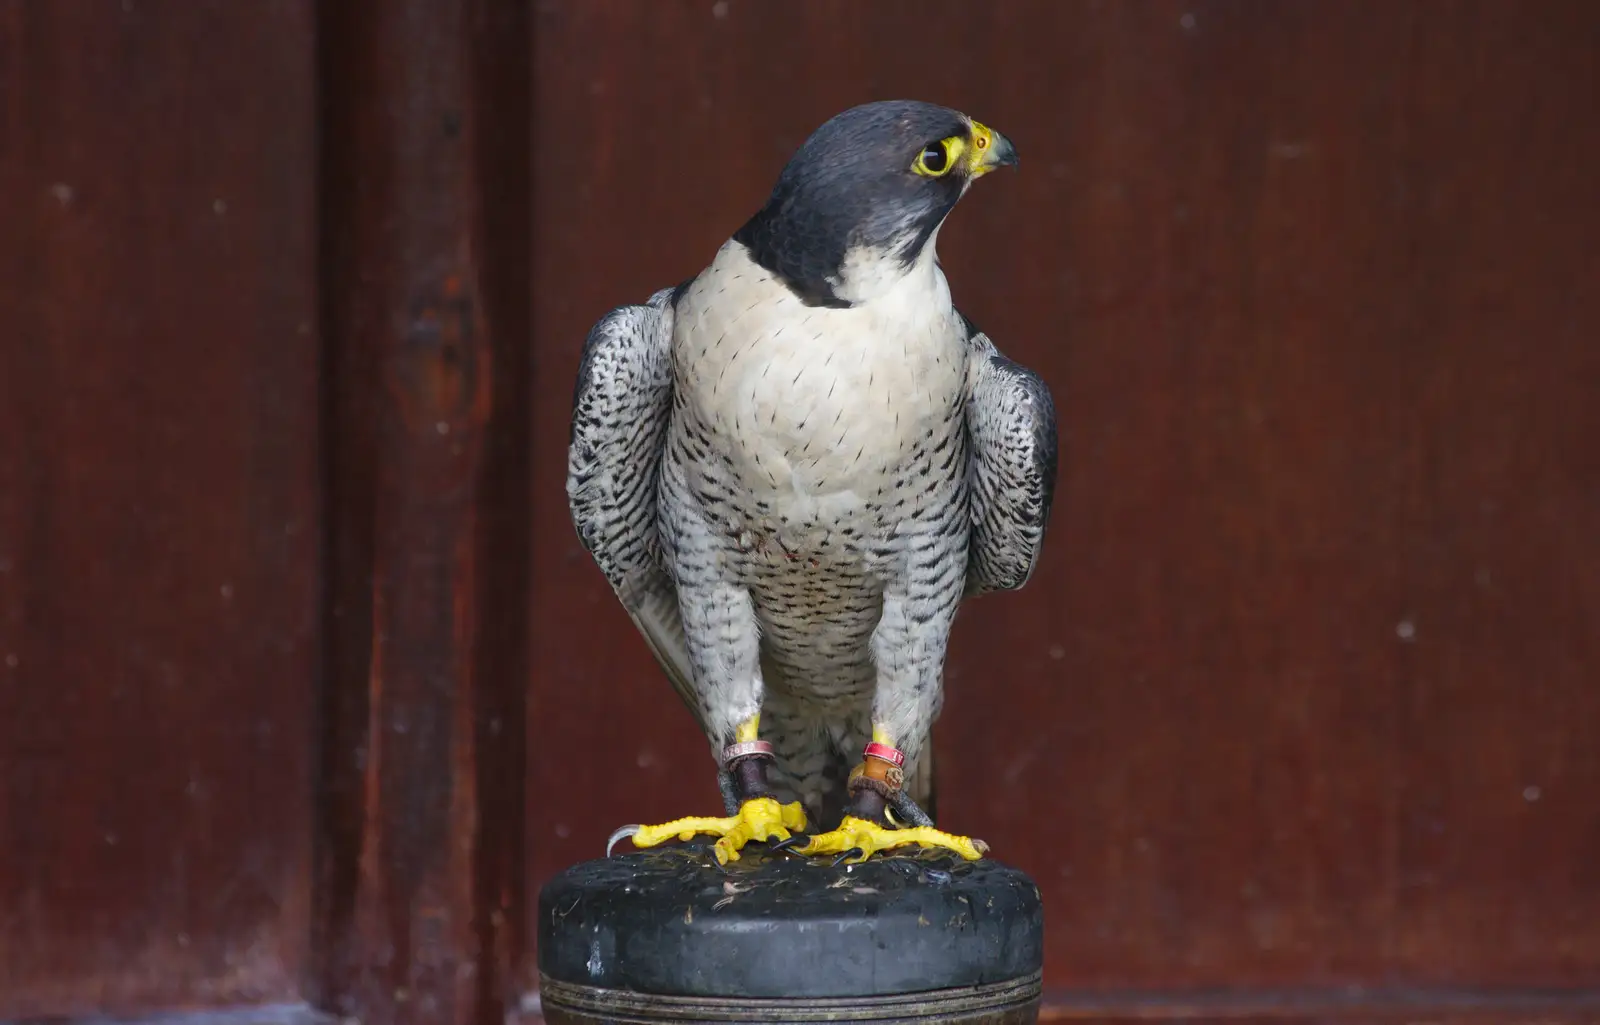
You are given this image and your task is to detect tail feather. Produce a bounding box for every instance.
[906,744,936,822]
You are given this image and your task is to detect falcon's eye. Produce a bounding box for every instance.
[912,136,964,178]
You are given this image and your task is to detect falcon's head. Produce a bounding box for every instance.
[732,100,1018,308]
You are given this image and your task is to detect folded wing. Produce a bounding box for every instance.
[566,287,706,732]
[962,317,1060,597]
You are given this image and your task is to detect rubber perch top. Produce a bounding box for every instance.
[537,842,1044,999]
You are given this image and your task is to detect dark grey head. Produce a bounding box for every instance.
[732,100,1018,308]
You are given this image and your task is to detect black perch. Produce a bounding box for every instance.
[536,843,1044,1023]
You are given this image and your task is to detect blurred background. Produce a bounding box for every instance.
[2,1,1597,1023]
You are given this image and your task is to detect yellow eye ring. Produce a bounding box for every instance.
[912,136,966,177]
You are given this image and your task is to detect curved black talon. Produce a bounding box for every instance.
[768,833,811,855]
[888,791,935,828]
[832,847,866,867]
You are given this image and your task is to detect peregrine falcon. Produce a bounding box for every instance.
[568,100,1057,865]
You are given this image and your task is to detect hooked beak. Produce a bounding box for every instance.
[967,119,1019,178]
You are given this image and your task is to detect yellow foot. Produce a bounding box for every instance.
[795,815,989,865]
[607,796,808,865]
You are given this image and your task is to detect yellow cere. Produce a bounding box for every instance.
[967,119,1002,177]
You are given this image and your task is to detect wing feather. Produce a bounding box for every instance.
[961,314,1060,596]
[566,287,707,733]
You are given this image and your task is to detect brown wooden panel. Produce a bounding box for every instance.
[1374,3,1600,984]
[527,0,1600,999]
[0,0,319,1019]
[311,2,531,1024]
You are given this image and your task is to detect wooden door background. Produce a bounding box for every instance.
[2,1,1597,1023]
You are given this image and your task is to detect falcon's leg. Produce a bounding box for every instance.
[793,726,987,865]
[717,766,742,816]
[796,588,988,864]
[608,712,807,864]
[609,576,806,864]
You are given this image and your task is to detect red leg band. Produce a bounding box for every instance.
[863,741,906,768]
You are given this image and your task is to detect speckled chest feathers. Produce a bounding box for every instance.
[657,238,970,701]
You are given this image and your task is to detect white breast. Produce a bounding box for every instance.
[674,241,966,525]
